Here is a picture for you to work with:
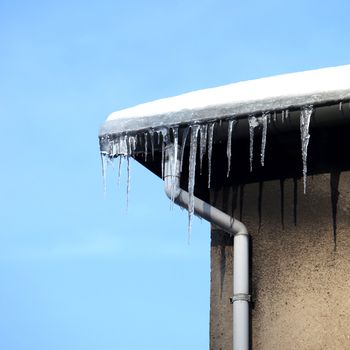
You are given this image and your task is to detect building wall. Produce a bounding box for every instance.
[210,173,350,349]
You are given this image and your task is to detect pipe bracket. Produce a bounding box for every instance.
[230,293,251,304]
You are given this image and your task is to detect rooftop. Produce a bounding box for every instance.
[100,64,350,137]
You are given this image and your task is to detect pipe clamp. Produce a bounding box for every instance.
[230,293,251,303]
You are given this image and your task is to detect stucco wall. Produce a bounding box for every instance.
[210,173,350,349]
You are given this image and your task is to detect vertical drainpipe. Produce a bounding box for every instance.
[233,232,250,350]
[164,144,250,350]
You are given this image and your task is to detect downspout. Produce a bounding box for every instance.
[164,144,250,350]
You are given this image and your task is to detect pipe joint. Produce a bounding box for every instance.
[230,293,251,304]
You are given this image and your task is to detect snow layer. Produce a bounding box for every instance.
[100,65,350,136]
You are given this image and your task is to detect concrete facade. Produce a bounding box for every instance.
[210,173,350,349]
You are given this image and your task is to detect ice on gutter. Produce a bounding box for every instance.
[99,64,350,228]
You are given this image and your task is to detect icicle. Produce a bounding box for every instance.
[117,155,123,186]
[160,128,168,179]
[161,138,165,179]
[226,119,236,177]
[126,156,131,210]
[248,116,258,172]
[188,124,200,235]
[144,132,148,161]
[101,153,108,196]
[281,110,285,123]
[128,135,137,156]
[170,127,179,207]
[149,130,155,160]
[111,141,117,157]
[285,109,289,119]
[339,101,343,111]
[161,128,169,143]
[207,122,215,188]
[99,132,137,210]
[172,127,179,157]
[260,113,268,166]
[157,130,161,145]
[119,134,128,156]
[273,111,277,122]
[199,124,208,175]
[180,127,189,173]
[300,106,313,194]
[135,134,140,150]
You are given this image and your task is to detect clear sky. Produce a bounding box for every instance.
[1,1,349,349]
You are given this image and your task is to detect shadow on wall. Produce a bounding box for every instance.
[216,171,345,251]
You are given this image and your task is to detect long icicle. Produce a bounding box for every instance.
[125,134,136,210]
[160,128,168,179]
[188,124,200,236]
[170,127,179,207]
[149,130,155,160]
[126,156,131,210]
[117,155,123,187]
[101,153,108,197]
[207,122,215,188]
[161,136,165,180]
[144,132,148,161]
[180,127,189,173]
[260,113,269,166]
[226,119,236,177]
[248,116,258,172]
[199,124,208,175]
[300,106,313,194]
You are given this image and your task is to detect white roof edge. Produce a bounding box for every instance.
[100,64,350,135]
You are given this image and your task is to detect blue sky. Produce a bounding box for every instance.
[1,0,350,349]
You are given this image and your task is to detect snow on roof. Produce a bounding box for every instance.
[100,64,350,136]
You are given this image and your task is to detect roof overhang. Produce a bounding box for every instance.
[99,65,350,197]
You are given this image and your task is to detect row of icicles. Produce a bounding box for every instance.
[101,106,313,230]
